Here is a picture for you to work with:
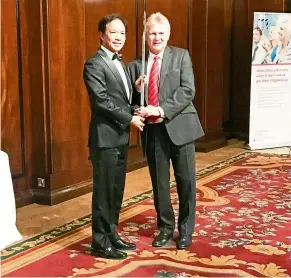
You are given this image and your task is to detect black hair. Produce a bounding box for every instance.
[98,13,127,33]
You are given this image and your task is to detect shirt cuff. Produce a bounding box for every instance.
[157,106,165,118]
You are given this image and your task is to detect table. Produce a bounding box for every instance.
[0,151,22,250]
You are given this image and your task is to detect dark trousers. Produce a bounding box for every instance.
[90,145,128,249]
[145,123,196,235]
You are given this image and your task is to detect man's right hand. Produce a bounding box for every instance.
[130,115,145,131]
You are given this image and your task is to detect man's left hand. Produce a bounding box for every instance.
[143,105,160,117]
[135,105,162,117]
[134,106,148,117]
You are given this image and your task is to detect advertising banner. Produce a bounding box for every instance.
[249,12,291,150]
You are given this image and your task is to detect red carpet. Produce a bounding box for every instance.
[1,152,291,277]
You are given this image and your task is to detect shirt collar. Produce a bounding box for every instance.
[148,49,165,60]
[101,45,115,60]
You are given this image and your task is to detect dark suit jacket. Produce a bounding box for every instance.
[127,46,204,146]
[83,48,133,148]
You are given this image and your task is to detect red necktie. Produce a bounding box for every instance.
[148,56,160,122]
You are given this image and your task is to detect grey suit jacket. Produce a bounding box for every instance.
[127,46,204,146]
[83,48,134,148]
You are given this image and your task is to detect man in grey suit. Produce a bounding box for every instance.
[83,13,144,260]
[128,12,204,250]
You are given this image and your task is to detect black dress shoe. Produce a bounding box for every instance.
[152,232,172,247]
[91,246,127,260]
[112,239,136,250]
[176,235,192,250]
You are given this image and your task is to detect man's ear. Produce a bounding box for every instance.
[99,32,104,41]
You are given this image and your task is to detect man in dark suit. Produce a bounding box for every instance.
[83,13,144,260]
[128,12,204,250]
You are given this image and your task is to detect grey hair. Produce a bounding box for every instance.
[146,12,171,34]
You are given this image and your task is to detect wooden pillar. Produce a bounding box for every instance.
[190,0,232,152]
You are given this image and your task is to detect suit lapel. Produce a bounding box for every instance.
[121,62,133,103]
[97,48,129,102]
[159,46,171,97]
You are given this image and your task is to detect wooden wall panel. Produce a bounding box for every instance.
[190,0,207,130]
[250,0,286,12]
[1,0,23,175]
[1,0,34,206]
[230,0,250,137]
[191,0,230,151]
[19,0,45,186]
[30,0,146,204]
[6,0,289,207]
[84,0,137,63]
[230,0,288,138]
[206,0,225,134]
[47,1,89,176]
[223,0,233,127]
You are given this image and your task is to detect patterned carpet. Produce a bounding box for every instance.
[1,152,291,277]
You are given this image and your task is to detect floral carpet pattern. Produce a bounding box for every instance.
[1,152,291,277]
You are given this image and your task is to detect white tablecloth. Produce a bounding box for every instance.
[0,151,22,250]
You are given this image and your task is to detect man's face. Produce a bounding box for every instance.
[146,23,169,55]
[100,19,126,52]
[253,30,261,43]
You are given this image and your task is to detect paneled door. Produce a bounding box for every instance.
[1,0,32,206]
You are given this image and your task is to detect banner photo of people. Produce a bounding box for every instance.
[249,12,291,150]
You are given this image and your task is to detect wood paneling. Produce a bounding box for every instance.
[19,0,46,194]
[1,0,23,175]
[191,0,230,151]
[137,0,189,52]
[85,0,137,63]
[32,0,146,204]
[1,0,33,206]
[250,0,286,12]
[206,0,225,133]
[47,1,89,176]
[190,0,207,130]
[230,0,251,138]
[223,0,233,126]
[3,0,289,207]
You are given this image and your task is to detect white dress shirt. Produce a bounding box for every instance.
[101,46,130,99]
[146,50,164,83]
